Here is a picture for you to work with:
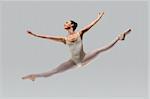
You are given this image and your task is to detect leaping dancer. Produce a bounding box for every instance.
[22,12,131,81]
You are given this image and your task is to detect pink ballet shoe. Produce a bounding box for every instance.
[118,29,131,40]
[22,74,36,81]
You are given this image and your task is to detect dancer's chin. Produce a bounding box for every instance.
[64,27,71,30]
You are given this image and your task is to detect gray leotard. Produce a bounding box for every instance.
[65,32,85,67]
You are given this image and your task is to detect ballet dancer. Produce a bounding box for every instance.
[22,12,131,81]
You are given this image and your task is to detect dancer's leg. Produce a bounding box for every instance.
[81,29,131,66]
[22,59,76,81]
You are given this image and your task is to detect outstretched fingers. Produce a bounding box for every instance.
[98,11,104,19]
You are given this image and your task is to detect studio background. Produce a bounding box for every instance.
[1,1,148,97]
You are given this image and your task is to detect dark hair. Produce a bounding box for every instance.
[70,20,78,31]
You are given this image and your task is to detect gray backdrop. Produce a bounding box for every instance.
[1,1,148,97]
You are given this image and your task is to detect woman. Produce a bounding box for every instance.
[22,12,131,81]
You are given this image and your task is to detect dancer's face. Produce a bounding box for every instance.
[64,21,73,30]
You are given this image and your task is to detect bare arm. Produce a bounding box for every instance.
[79,12,104,36]
[27,31,66,44]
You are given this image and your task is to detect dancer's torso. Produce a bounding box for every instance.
[65,32,85,64]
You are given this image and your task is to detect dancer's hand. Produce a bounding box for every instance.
[27,30,38,37]
[27,30,34,35]
[97,12,104,19]
[22,74,36,81]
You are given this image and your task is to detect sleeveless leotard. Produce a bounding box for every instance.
[65,32,85,67]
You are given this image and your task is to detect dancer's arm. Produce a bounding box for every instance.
[27,31,66,44]
[79,12,104,36]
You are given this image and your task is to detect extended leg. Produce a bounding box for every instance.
[81,29,131,66]
[22,59,76,81]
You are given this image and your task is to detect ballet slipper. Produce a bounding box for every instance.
[22,74,36,81]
